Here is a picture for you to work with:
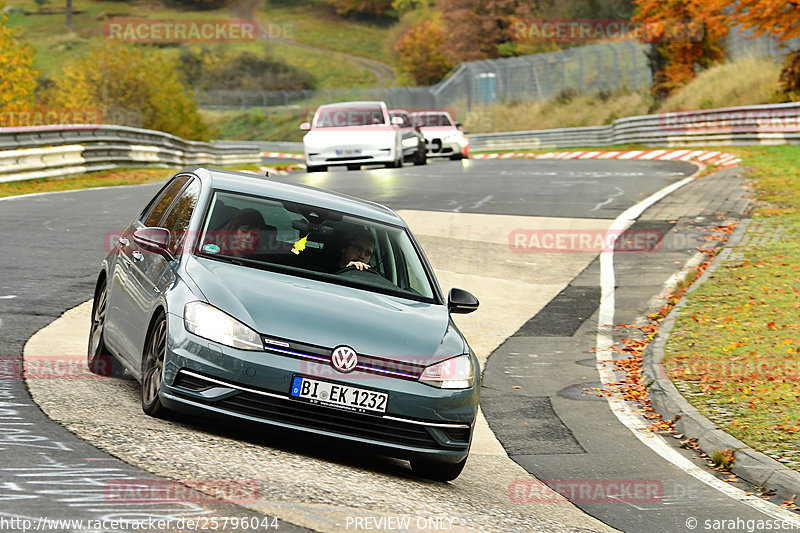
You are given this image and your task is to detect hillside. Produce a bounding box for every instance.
[4,0,395,89]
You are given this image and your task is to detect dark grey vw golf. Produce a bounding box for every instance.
[89,167,480,480]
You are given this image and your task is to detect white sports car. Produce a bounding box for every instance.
[301,101,404,172]
[412,111,469,160]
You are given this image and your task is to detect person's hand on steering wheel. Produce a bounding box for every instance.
[346,261,371,271]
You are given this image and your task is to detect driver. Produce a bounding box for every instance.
[324,227,375,272]
[339,228,375,271]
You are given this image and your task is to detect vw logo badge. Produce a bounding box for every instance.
[331,346,358,373]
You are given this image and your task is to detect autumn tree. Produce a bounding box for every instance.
[0,1,39,112]
[394,19,452,85]
[633,0,728,99]
[437,0,535,63]
[323,0,394,16]
[709,0,800,100]
[46,41,212,140]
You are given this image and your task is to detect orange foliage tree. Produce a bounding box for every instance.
[0,1,38,112]
[633,0,728,99]
[437,0,534,64]
[709,0,800,99]
[394,19,452,85]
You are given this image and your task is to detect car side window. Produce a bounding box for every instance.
[142,177,190,227]
[161,179,201,256]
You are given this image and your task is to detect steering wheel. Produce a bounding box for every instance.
[336,265,381,276]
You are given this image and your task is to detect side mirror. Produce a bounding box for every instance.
[133,227,172,259]
[455,122,462,128]
[391,116,404,126]
[448,288,479,314]
[300,122,311,131]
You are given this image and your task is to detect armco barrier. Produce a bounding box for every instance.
[2,103,799,181]
[0,124,264,183]
[468,102,800,151]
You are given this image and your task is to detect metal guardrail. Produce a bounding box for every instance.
[1,103,798,181]
[0,124,264,183]
[468,102,800,151]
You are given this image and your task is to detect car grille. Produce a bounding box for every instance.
[173,371,462,450]
[260,336,429,381]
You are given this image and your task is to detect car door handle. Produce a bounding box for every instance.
[132,251,144,262]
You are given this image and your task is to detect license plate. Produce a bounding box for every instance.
[290,376,388,414]
[335,148,361,156]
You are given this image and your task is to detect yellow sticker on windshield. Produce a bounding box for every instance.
[291,235,308,255]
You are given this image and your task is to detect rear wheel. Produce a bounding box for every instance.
[87,279,127,378]
[141,311,168,417]
[410,456,467,482]
[306,164,327,173]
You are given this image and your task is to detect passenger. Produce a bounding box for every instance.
[219,209,270,256]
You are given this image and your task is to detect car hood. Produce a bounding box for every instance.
[185,256,465,363]
[419,126,459,135]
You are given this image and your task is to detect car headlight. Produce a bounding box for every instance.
[184,302,263,351]
[444,133,460,143]
[419,354,474,389]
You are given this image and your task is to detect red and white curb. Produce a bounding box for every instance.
[471,150,741,169]
[260,152,304,160]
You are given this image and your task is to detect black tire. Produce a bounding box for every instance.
[141,311,168,417]
[346,164,361,171]
[449,153,465,161]
[385,156,403,169]
[87,279,128,378]
[306,164,327,173]
[410,456,467,482]
[413,144,427,166]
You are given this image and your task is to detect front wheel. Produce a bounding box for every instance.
[410,456,467,482]
[306,164,327,173]
[141,311,169,417]
[413,144,427,166]
[87,279,128,378]
[385,155,403,169]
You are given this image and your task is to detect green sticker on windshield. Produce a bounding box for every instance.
[202,243,220,254]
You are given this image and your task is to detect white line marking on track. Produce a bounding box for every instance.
[595,168,800,525]
[471,195,494,209]
[0,295,17,299]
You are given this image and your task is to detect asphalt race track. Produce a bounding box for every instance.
[2,158,798,532]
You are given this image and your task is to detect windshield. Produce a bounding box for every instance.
[196,191,436,302]
[313,104,386,128]
[413,113,453,128]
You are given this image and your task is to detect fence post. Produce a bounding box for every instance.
[609,44,620,91]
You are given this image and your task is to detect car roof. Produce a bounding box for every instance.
[185,167,406,226]
[317,100,386,109]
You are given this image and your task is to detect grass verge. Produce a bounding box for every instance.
[663,145,800,471]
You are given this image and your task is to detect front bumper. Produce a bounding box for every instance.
[425,135,468,157]
[161,312,478,462]
[304,145,397,167]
